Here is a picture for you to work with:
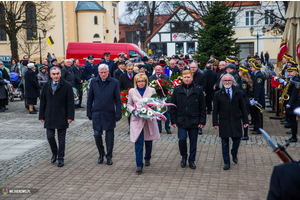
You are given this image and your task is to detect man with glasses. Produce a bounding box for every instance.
[213,74,249,170]
[87,64,121,165]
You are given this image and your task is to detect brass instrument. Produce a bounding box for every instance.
[249,98,264,113]
[279,81,291,104]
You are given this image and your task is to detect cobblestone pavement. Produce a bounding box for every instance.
[1,97,300,199]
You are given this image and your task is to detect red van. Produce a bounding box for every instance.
[66,42,148,66]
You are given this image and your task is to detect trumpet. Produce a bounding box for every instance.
[249,98,264,113]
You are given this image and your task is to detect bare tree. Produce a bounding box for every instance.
[255,1,289,32]
[17,30,47,59]
[0,1,55,60]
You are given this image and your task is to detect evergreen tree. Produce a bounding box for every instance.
[193,1,240,69]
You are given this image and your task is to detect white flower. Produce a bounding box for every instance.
[147,110,153,116]
[123,104,127,108]
[157,107,161,112]
[141,108,147,113]
[143,98,148,102]
[125,112,129,117]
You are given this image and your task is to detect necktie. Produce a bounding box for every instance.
[227,89,231,100]
[53,82,58,87]
[130,74,132,80]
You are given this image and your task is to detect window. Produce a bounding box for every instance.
[265,10,274,25]
[237,42,254,59]
[232,12,236,26]
[171,22,192,33]
[93,34,100,38]
[175,42,183,54]
[245,11,254,26]
[187,42,195,54]
[25,3,37,40]
[0,5,6,41]
[113,8,116,25]
[94,16,98,25]
[129,50,141,59]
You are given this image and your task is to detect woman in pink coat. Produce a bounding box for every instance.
[127,73,160,173]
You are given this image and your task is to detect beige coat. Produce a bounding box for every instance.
[127,87,160,142]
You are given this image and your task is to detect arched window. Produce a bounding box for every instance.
[25,3,37,40]
[93,34,100,38]
[0,5,7,41]
[94,16,98,25]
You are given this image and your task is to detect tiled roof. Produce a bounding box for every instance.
[145,5,204,43]
[76,1,106,12]
[226,1,261,7]
[134,15,171,25]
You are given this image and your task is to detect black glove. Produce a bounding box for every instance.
[88,116,92,120]
[116,117,121,122]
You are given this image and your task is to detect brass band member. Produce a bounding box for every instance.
[285,64,300,143]
[249,62,265,134]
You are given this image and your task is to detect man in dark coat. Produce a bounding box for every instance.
[204,63,217,114]
[149,65,171,134]
[267,162,300,200]
[82,55,98,80]
[100,52,114,77]
[113,61,126,81]
[25,63,41,114]
[264,51,269,64]
[87,64,122,165]
[112,52,126,74]
[61,59,81,88]
[213,74,249,170]
[119,63,136,91]
[0,72,7,112]
[72,59,84,108]
[170,70,206,169]
[39,66,75,167]
[168,59,180,75]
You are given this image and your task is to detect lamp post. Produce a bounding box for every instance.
[249,26,266,55]
[136,21,149,50]
[33,29,47,64]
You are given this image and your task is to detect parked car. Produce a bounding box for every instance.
[66,42,148,66]
[0,56,12,69]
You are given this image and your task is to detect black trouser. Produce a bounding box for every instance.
[0,98,5,109]
[178,128,198,162]
[46,129,67,161]
[252,106,263,131]
[79,95,83,106]
[94,129,114,159]
[287,113,297,139]
[221,137,241,165]
[206,99,212,113]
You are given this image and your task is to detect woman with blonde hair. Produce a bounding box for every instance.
[127,73,160,173]
[238,66,252,140]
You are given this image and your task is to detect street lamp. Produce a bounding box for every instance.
[33,29,47,64]
[136,28,141,48]
[136,21,148,49]
[249,26,266,55]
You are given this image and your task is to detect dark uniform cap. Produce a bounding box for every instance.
[134,59,140,62]
[225,64,236,70]
[142,56,149,62]
[255,57,261,61]
[251,62,261,69]
[225,56,235,63]
[87,55,94,60]
[288,60,297,65]
[118,52,125,57]
[283,53,292,59]
[118,61,125,65]
[137,64,146,69]
[287,66,298,72]
[159,60,167,66]
[104,52,110,57]
[238,65,249,72]
[248,56,256,62]
[174,55,180,59]
[51,59,57,63]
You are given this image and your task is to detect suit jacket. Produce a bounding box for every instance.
[119,72,137,91]
[113,68,125,81]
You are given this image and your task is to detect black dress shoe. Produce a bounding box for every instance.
[232,156,238,164]
[181,158,187,168]
[159,130,162,133]
[166,130,171,134]
[198,128,202,135]
[4,107,8,110]
[189,162,196,169]
[241,136,249,140]
[107,159,113,165]
[98,156,103,164]
[51,155,57,163]
[57,160,64,167]
[280,119,286,123]
[286,130,292,134]
[284,124,291,128]
[207,111,211,115]
[136,167,142,173]
[0,108,5,112]
[252,131,261,135]
[29,111,37,114]
[223,164,230,170]
[249,125,254,128]
[286,138,298,143]
[145,160,150,166]
[281,121,289,125]
[250,128,255,131]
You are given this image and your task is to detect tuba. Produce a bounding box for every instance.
[279,81,291,104]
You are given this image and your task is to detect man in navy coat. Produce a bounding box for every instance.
[100,52,114,77]
[87,64,122,165]
[82,55,98,80]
